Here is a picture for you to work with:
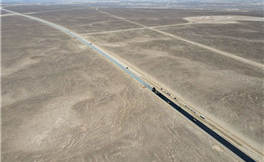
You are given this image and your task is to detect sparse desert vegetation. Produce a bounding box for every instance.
[1,2,263,162]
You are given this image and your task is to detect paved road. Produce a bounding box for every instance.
[152,89,256,162]
[2,9,152,91]
[95,8,264,159]
[2,8,257,162]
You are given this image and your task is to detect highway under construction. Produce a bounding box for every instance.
[2,8,259,162]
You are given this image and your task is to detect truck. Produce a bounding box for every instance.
[200,115,205,119]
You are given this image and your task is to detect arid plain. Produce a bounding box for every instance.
[1,4,263,162]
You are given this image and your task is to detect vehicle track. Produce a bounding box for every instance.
[2,8,260,161]
[83,23,190,35]
[82,36,264,160]
[96,8,264,70]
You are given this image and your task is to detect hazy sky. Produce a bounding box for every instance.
[2,0,260,2]
[2,0,262,5]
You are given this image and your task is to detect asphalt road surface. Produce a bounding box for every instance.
[2,8,257,162]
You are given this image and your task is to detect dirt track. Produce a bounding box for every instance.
[1,10,239,162]
[96,8,264,70]
[2,5,263,162]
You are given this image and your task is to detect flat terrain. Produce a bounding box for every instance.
[98,8,263,26]
[74,8,263,153]
[159,20,264,64]
[85,28,264,150]
[1,13,238,162]
[30,8,139,34]
[3,4,85,13]
[1,10,9,15]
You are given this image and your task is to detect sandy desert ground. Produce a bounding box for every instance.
[85,27,264,149]
[1,4,85,13]
[23,6,263,155]
[29,7,263,153]
[30,8,140,34]
[160,17,264,64]
[1,13,240,162]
